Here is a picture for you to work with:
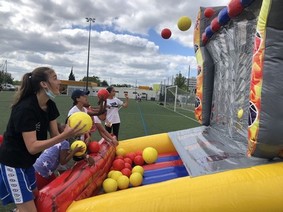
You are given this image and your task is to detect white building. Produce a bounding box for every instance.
[92,87,159,101]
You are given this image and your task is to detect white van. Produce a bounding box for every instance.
[1,83,16,91]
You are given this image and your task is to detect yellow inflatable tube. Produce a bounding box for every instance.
[67,133,283,212]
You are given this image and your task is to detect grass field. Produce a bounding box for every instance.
[0,91,199,211]
[0,91,199,140]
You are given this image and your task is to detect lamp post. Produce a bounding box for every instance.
[85,17,95,91]
[187,65,190,92]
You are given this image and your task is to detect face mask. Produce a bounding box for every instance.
[44,88,57,99]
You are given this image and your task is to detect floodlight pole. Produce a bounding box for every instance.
[85,17,95,91]
[187,65,190,92]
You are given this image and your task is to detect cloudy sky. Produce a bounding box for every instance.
[0,0,229,86]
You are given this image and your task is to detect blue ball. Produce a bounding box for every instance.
[218,7,230,25]
[205,26,214,38]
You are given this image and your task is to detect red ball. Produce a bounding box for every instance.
[135,150,143,156]
[211,17,221,32]
[124,157,133,165]
[112,159,125,171]
[161,28,172,39]
[97,89,109,100]
[204,7,215,18]
[228,0,244,18]
[124,162,132,170]
[121,168,132,177]
[88,141,100,153]
[125,152,136,161]
[134,155,145,166]
[116,155,124,160]
[202,32,208,44]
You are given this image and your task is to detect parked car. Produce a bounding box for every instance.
[1,83,16,91]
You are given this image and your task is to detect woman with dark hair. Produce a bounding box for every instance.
[0,67,83,212]
[105,86,129,140]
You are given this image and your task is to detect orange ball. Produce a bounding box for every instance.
[97,89,109,100]
[88,141,100,153]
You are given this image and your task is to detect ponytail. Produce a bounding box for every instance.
[12,67,55,107]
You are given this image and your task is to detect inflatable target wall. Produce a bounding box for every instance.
[194,0,283,159]
[247,0,283,158]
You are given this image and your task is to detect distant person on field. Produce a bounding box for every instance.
[0,67,83,212]
[137,93,141,102]
[105,86,129,140]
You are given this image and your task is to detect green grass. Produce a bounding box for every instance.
[0,91,199,211]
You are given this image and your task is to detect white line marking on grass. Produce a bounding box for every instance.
[163,106,199,123]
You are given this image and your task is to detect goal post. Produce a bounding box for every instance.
[164,85,195,112]
[164,85,178,111]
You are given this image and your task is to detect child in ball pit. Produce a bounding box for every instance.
[33,123,95,190]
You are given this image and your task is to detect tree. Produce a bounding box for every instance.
[0,71,14,84]
[68,67,75,81]
[174,72,188,90]
[100,80,109,87]
[81,76,101,85]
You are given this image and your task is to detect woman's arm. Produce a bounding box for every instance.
[49,120,60,137]
[95,123,117,145]
[23,121,85,155]
[87,100,107,116]
[122,93,129,108]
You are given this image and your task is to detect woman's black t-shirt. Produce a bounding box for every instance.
[0,95,59,168]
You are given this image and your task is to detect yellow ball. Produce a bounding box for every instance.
[68,112,92,134]
[111,171,123,181]
[107,170,115,178]
[142,147,158,164]
[132,165,144,175]
[116,147,126,156]
[129,172,143,187]
[117,175,130,190]
[177,16,192,31]
[103,178,118,193]
[238,109,244,119]
[70,140,87,156]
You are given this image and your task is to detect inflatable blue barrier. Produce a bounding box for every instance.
[155,155,180,163]
[143,166,188,185]
[144,166,177,177]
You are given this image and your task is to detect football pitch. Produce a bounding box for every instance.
[0,91,199,140]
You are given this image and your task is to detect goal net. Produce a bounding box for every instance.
[164,86,195,112]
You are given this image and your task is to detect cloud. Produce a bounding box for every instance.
[0,0,229,86]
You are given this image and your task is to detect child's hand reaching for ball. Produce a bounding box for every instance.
[84,154,95,166]
[72,145,86,156]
